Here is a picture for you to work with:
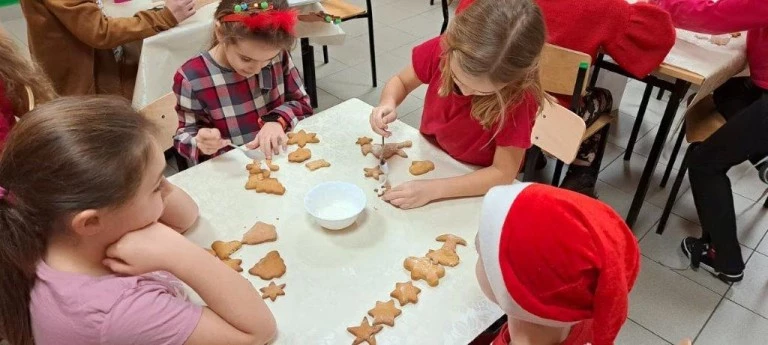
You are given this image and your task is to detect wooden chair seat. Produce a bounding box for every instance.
[583,110,617,140]
[685,95,726,144]
[321,0,366,19]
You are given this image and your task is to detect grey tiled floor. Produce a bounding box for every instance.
[3,1,768,343]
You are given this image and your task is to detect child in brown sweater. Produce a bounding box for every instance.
[21,0,196,97]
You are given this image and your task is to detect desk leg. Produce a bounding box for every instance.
[301,38,318,109]
[626,79,690,227]
[440,0,449,34]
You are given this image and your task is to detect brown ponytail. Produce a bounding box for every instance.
[0,96,158,344]
[0,32,56,115]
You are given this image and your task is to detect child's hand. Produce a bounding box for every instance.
[195,128,230,155]
[382,180,440,209]
[246,122,288,160]
[104,222,197,276]
[370,105,398,137]
[677,339,692,345]
[165,0,196,23]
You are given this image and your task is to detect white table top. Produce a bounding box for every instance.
[168,98,503,344]
[101,0,346,110]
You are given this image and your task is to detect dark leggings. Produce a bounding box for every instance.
[688,77,768,273]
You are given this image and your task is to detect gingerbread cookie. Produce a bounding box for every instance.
[305,159,331,171]
[436,234,467,251]
[265,159,279,171]
[259,281,286,301]
[409,160,435,176]
[222,258,243,272]
[361,143,373,156]
[242,221,277,245]
[426,247,460,267]
[367,300,402,327]
[249,250,286,280]
[356,136,373,146]
[288,147,312,163]
[389,281,421,306]
[287,130,319,147]
[364,166,384,180]
[404,256,445,287]
[372,140,412,160]
[347,317,383,345]
[246,175,286,195]
[211,240,242,259]
[205,248,216,256]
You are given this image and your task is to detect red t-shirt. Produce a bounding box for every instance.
[0,80,16,147]
[411,37,537,167]
[491,320,593,345]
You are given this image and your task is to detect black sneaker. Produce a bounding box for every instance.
[560,166,597,198]
[756,160,768,185]
[681,237,744,283]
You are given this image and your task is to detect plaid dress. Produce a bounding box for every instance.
[173,50,312,164]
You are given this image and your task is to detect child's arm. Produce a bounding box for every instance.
[651,0,768,34]
[158,181,199,233]
[371,65,423,137]
[173,72,229,163]
[42,0,188,50]
[383,146,524,209]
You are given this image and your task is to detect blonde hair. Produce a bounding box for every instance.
[0,33,56,115]
[438,0,546,131]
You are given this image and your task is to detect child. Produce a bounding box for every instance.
[0,31,56,147]
[648,0,768,282]
[20,0,195,97]
[476,183,640,345]
[173,0,312,165]
[459,0,676,196]
[0,96,276,345]
[370,0,545,209]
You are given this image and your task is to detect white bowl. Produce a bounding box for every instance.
[304,182,367,230]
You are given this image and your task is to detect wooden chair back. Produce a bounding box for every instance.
[321,0,366,19]
[531,98,586,164]
[685,95,726,144]
[138,93,178,151]
[540,44,592,98]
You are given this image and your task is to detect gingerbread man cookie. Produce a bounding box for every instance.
[372,140,412,160]
[246,175,286,195]
[211,240,242,259]
[403,256,445,287]
[364,166,384,180]
[259,281,286,301]
[367,299,402,327]
[426,247,461,267]
[242,221,277,245]
[409,160,435,176]
[287,130,320,147]
[347,317,383,345]
[436,234,467,251]
[389,281,421,306]
[288,147,312,163]
[249,250,286,280]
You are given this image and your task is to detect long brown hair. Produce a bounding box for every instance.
[438,0,547,132]
[0,32,56,115]
[211,0,296,50]
[0,96,158,345]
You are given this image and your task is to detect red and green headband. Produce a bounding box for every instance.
[219,1,299,36]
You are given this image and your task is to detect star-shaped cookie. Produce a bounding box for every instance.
[404,256,445,287]
[367,299,402,327]
[259,281,286,301]
[347,317,383,345]
[389,281,421,306]
[287,130,320,147]
[356,136,373,146]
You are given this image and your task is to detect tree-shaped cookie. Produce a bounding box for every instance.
[259,281,286,301]
[242,221,277,245]
[367,300,402,327]
[211,240,242,259]
[403,256,445,287]
[249,250,286,280]
[347,317,383,345]
[287,130,320,147]
[389,281,421,306]
[222,258,243,272]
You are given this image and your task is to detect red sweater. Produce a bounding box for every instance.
[457,0,676,105]
[0,80,16,147]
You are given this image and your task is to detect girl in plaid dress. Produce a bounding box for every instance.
[173,0,312,165]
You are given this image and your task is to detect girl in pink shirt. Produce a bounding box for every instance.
[0,97,276,345]
[650,0,768,283]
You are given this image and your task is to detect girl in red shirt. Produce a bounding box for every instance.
[369,0,546,209]
[0,32,56,148]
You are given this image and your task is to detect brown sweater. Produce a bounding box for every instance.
[20,0,179,97]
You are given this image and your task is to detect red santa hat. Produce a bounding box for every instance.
[478,183,640,345]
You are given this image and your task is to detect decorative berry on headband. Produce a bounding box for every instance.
[297,11,342,25]
[220,1,298,35]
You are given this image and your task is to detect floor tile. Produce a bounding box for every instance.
[617,319,670,345]
[599,152,690,210]
[757,230,768,257]
[371,0,433,25]
[338,17,386,38]
[671,190,768,250]
[314,88,343,113]
[726,252,768,319]
[639,213,751,295]
[600,142,626,172]
[594,180,662,239]
[619,79,681,126]
[696,299,768,345]
[353,53,408,83]
[357,86,422,118]
[316,67,376,100]
[607,111,657,150]
[410,84,428,100]
[390,12,444,38]
[731,164,768,202]
[400,107,423,129]
[628,257,721,344]
[294,56,351,81]
[389,37,424,61]
[631,126,689,167]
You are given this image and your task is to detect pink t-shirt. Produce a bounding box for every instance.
[30,261,202,345]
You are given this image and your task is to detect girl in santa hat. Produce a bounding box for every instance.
[475,183,640,345]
